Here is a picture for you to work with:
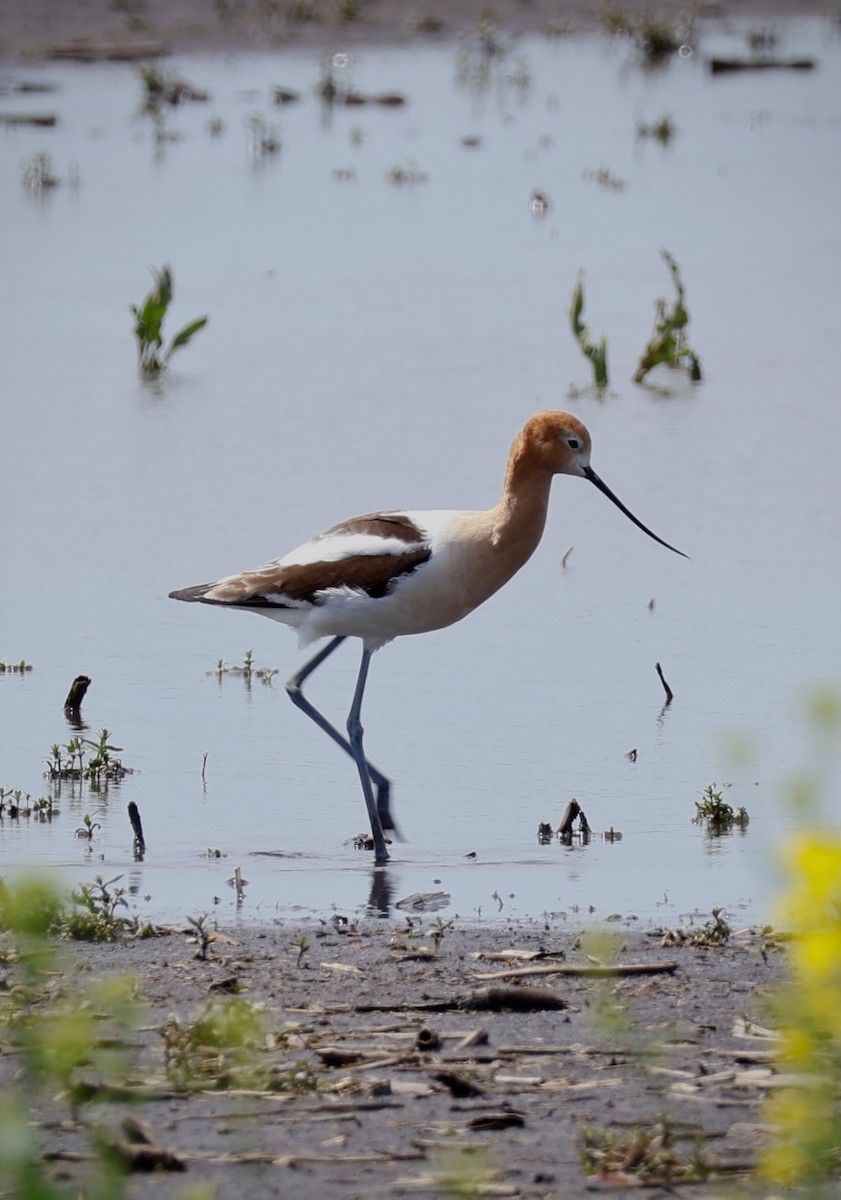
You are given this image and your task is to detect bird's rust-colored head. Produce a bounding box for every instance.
[518,411,593,476]
[519,411,687,557]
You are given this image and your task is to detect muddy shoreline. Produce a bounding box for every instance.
[5,918,787,1197]
[0,0,830,63]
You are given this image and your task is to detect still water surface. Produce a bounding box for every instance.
[1,15,840,926]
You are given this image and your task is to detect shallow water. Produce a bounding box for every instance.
[1,15,840,927]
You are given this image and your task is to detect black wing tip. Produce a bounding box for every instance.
[169,585,292,610]
[169,585,215,602]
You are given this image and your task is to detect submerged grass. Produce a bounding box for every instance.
[634,250,702,384]
[570,273,608,389]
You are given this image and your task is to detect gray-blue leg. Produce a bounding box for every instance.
[285,637,397,848]
[346,646,388,864]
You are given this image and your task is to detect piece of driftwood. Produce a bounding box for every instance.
[473,960,679,982]
[433,1068,485,1097]
[467,1111,525,1131]
[395,890,451,912]
[353,984,568,1013]
[107,1139,187,1173]
[558,799,581,838]
[471,950,555,963]
[0,112,57,126]
[454,1028,490,1050]
[465,986,568,1012]
[316,1046,369,1067]
[48,38,169,61]
[708,56,815,74]
[64,674,91,713]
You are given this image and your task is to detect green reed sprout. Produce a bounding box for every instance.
[131,265,208,378]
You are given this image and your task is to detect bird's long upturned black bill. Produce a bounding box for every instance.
[584,466,688,559]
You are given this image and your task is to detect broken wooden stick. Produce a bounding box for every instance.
[558,799,580,838]
[473,960,679,982]
[64,674,91,714]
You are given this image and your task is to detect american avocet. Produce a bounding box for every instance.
[170,411,685,863]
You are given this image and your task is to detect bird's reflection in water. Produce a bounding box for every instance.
[367,867,394,918]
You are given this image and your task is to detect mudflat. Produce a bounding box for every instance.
[0,0,828,62]
[4,918,787,1197]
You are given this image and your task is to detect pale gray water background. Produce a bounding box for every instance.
[1,15,840,927]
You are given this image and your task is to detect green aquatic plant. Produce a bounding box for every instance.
[65,874,136,940]
[0,787,56,821]
[636,17,682,64]
[637,114,676,144]
[662,906,732,947]
[582,1115,708,1182]
[633,250,702,384]
[138,64,209,108]
[212,651,278,685]
[0,659,33,673]
[130,265,208,379]
[45,728,134,786]
[161,997,270,1091]
[692,783,749,836]
[570,273,609,389]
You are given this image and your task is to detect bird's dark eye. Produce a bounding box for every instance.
[567,437,580,450]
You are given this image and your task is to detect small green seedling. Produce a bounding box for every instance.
[212,652,278,685]
[633,250,702,384]
[130,265,208,379]
[430,916,454,953]
[187,912,214,960]
[0,788,34,818]
[570,273,608,388]
[296,934,310,967]
[75,813,101,840]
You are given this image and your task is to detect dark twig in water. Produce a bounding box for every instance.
[656,661,674,704]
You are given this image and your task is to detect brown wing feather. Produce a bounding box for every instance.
[319,513,427,544]
[170,547,432,608]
